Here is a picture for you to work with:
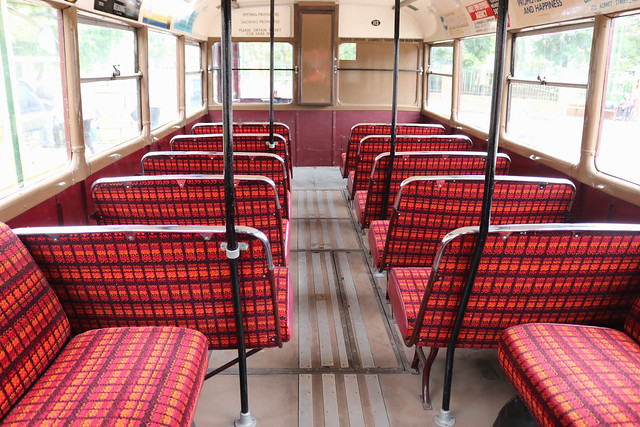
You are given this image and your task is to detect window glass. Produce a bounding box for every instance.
[212,42,294,104]
[506,27,592,164]
[459,35,495,130]
[1,0,67,198]
[336,41,420,106]
[597,14,640,184]
[339,43,356,60]
[185,42,203,116]
[78,20,139,156]
[426,44,453,116]
[148,30,178,128]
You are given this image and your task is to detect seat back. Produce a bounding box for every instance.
[140,151,291,218]
[359,151,510,228]
[172,133,289,176]
[192,121,290,141]
[0,223,70,418]
[379,175,576,271]
[15,225,290,350]
[191,122,292,174]
[341,123,446,177]
[625,297,640,344]
[349,135,473,195]
[409,223,640,347]
[91,175,288,265]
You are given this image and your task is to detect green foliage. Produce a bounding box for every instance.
[462,35,495,68]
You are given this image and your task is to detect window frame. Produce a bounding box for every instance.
[184,39,204,117]
[210,40,296,105]
[425,40,454,118]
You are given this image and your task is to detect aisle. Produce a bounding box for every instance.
[193,167,515,427]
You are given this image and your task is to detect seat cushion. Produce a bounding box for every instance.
[354,191,367,226]
[499,322,640,427]
[368,220,390,268]
[274,266,292,344]
[347,172,355,198]
[282,219,291,265]
[388,267,431,341]
[2,326,208,425]
[0,223,70,418]
[340,153,347,176]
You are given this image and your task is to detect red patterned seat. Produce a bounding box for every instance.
[388,223,640,410]
[192,122,293,176]
[91,175,290,266]
[355,151,511,229]
[346,135,473,197]
[16,224,291,350]
[499,296,640,426]
[340,123,446,178]
[371,175,576,271]
[141,151,291,218]
[0,222,207,424]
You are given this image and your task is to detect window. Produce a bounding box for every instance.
[148,30,178,128]
[597,13,640,185]
[506,25,593,164]
[459,35,495,130]
[212,42,294,104]
[0,0,67,198]
[336,41,421,106]
[185,41,203,117]
[78,18,139,156]
[426,43,453,117]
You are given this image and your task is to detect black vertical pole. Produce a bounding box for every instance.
[220,0,255,425]
[379,0,401,220]
[269,0,275,144]
[435,1,509,425]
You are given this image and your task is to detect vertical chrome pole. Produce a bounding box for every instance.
[435,1,509,426]
[269,0,275,144]
[379,0,401,219]
[221,0,256,425]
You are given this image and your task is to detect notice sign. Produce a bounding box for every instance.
[466,0,495,21]
[94,0,142,21]
[232,6,292,38]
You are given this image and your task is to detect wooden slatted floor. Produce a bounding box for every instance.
[194,167,517,427]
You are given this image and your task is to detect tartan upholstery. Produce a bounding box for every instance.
[0,223,70,419]
[368,220,390,268]
[16,225,291,350]
[1,222,208,424]
[91,175,289,266]
[191,121,292,175]
[358,151,511,229]
[141,151,291,218]
[340,123,446,177]
[376,175,576,271]
[354,190,367,224]
[347,136,473,197]
[498,322,640,426]
[3,326,208,425]
[174,131,291,177]
[389,224,640,349]
[625,296,640,342]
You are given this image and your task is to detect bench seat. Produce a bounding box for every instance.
[372,175,576,272]
[499,320,640,426]
[387,223,640,410]
[356,152,511,229]
[340,123,446,178]
[346,135,473,197]
[0,223,208,424]
[2,327,207,425]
